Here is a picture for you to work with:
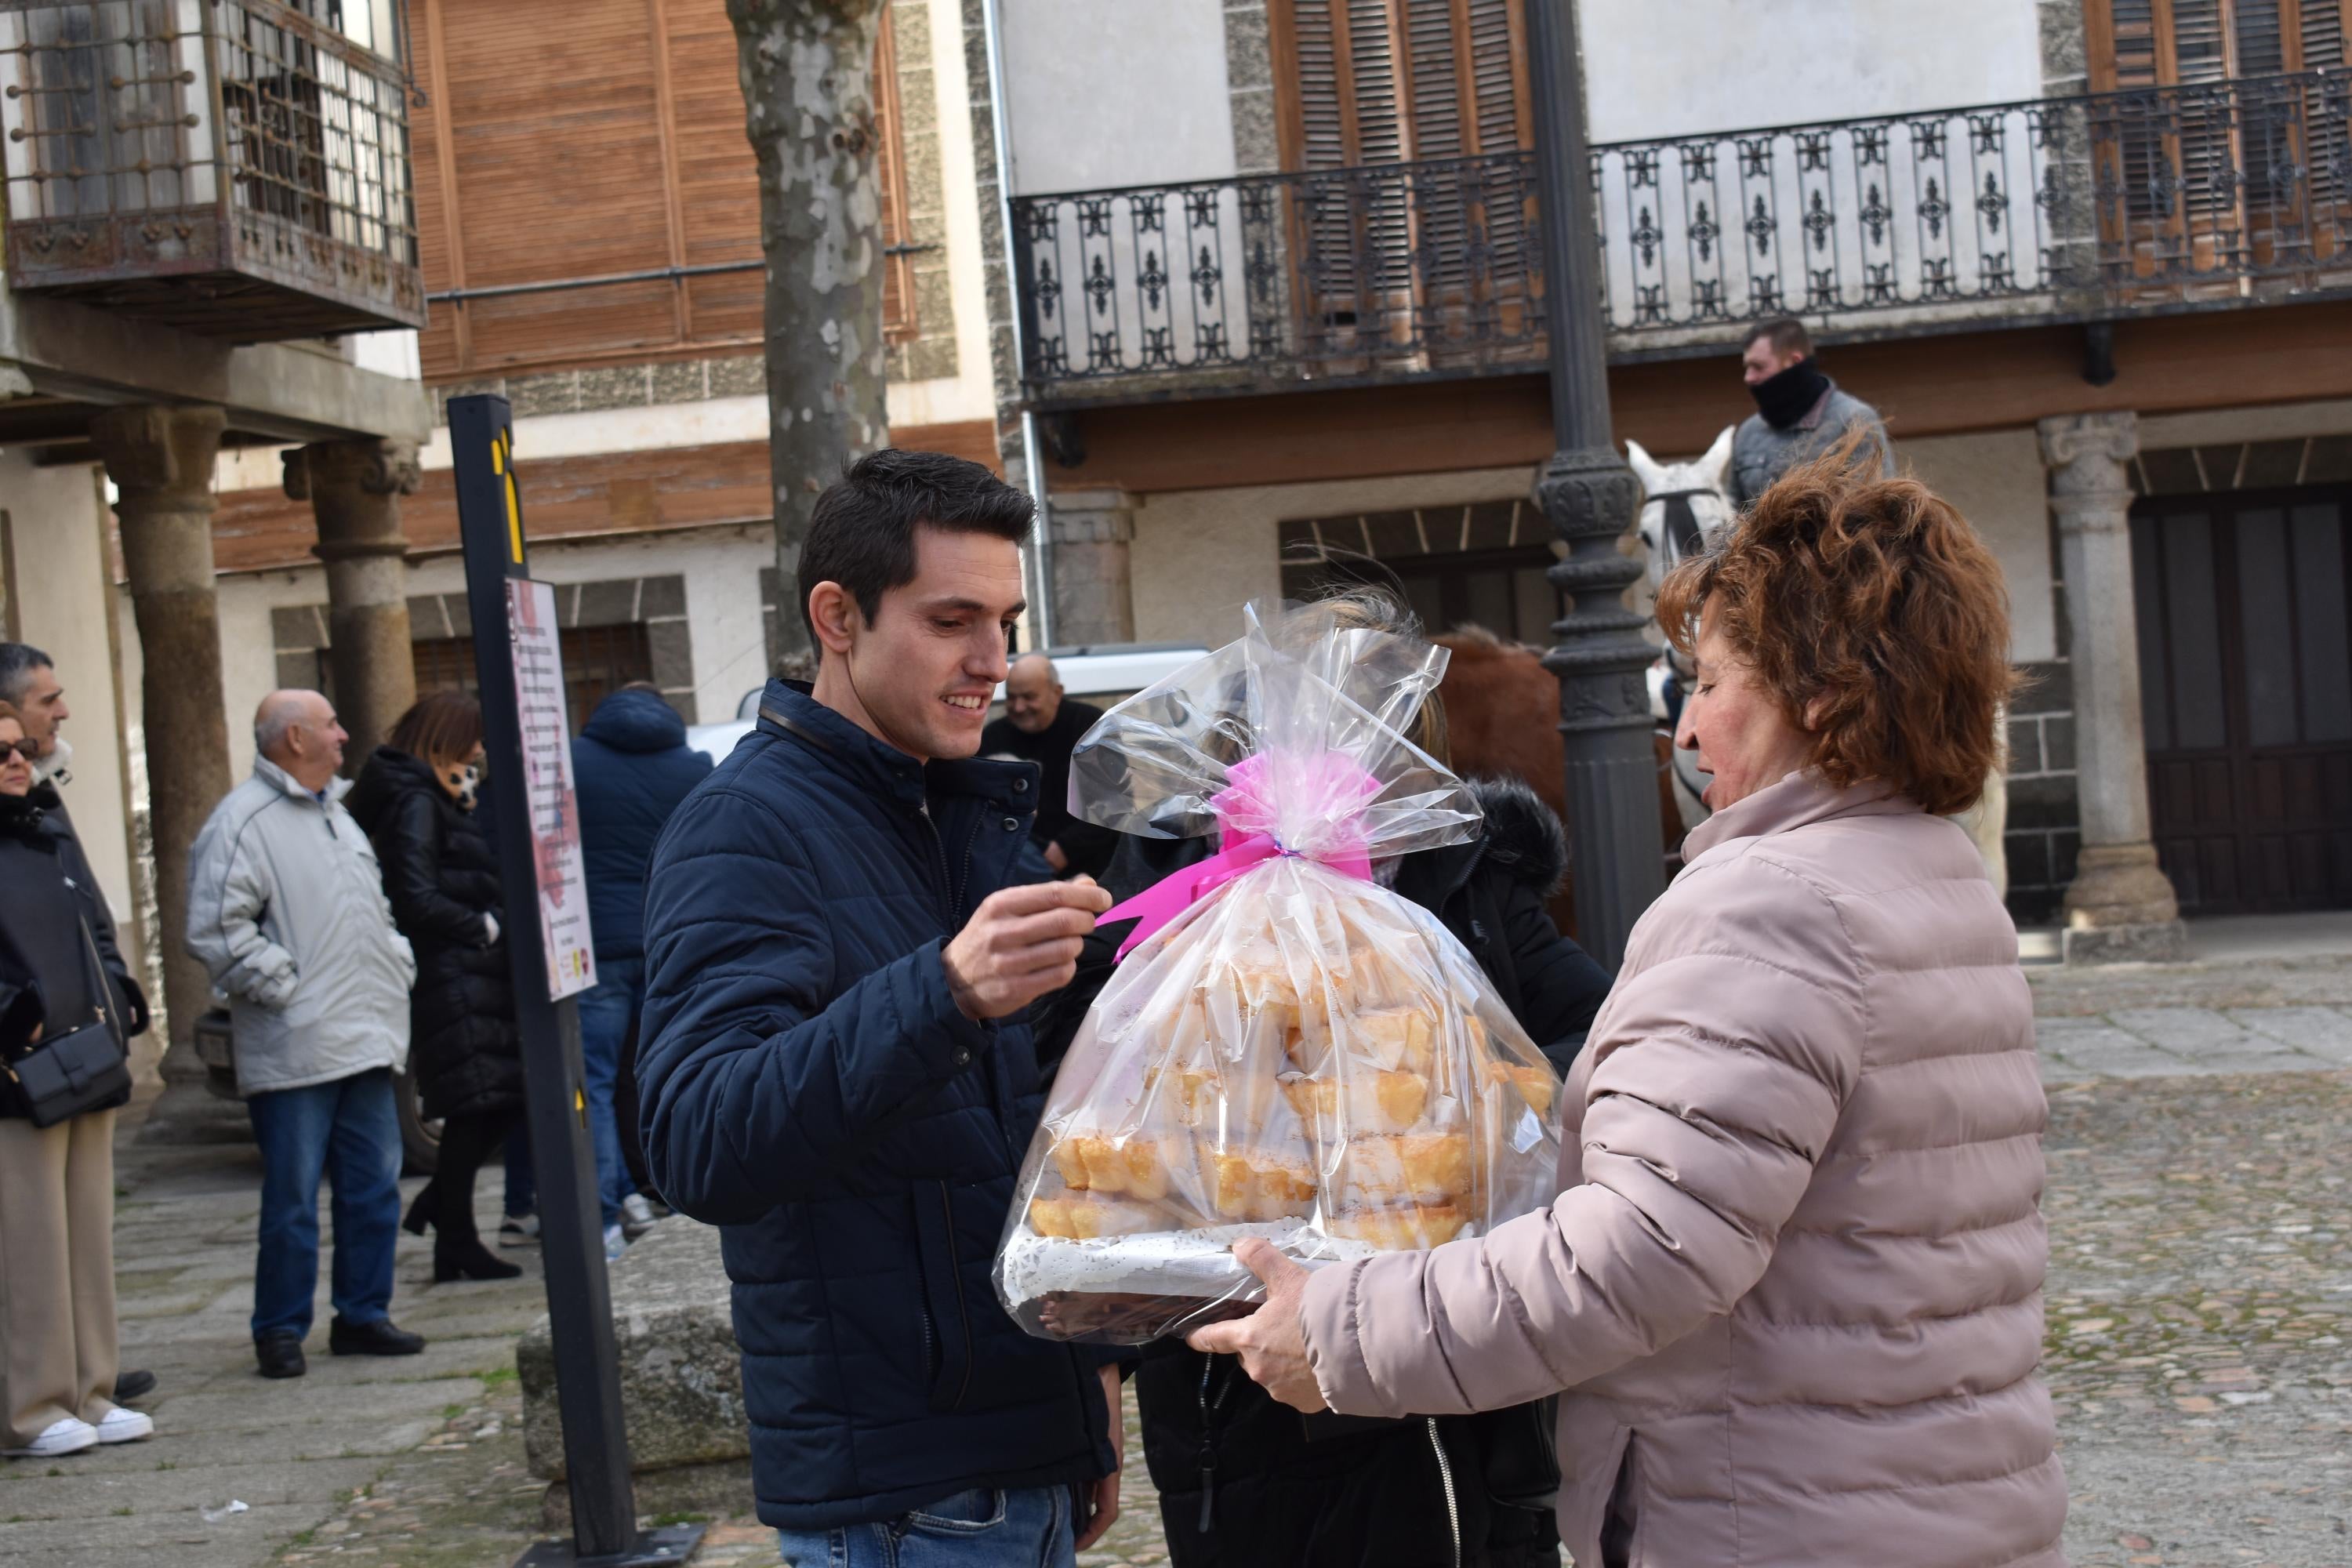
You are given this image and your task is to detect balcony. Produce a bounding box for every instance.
[0,0,423,340]
[1009,70,2352,412]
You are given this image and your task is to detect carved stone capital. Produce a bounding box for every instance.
[289,438,425,502]
[2037,410,2139,497]
[89,404,228,499]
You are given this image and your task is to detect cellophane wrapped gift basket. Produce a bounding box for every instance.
[993,602,1562,1345]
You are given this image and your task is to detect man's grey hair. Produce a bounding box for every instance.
[254,692,312,759]
[0,643,53,706]
[1011,652,1061,687]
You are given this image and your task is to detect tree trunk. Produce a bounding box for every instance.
[728,0,892,680]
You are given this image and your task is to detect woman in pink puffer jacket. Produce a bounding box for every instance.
[1195,449,2067,1567]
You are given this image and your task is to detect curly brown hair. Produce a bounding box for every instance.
[1653,439,2018,815]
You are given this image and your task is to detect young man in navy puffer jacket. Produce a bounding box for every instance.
[637,450,1122,1566]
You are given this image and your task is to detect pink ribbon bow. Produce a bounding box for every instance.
[1099,751,1379,960]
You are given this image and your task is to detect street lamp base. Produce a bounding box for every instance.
[514,1523,706,1568]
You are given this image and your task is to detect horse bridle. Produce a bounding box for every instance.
[1641,486,1717,564]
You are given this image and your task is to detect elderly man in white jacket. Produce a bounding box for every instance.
[187,691,424,1380]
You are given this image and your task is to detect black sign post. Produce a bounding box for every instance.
[452,394,702,1568]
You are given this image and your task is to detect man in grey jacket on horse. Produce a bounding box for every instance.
[1728,318,1890,509]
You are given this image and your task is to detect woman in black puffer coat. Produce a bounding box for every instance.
[1033,593,1614,1568]
[345,691,524,1283]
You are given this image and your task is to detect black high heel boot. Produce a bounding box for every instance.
[401,1185,437,1237]
[433,1238,523,1283]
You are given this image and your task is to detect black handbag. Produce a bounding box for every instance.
[1,918,131,1129]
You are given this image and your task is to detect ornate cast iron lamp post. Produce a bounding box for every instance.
[1527,0,1665,971]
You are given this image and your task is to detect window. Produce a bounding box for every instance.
[1268,0,1534,350]
[411,623,655,734]
[411,0,916,379]
[2093,0,2347,88]
[2088,1,2350,277]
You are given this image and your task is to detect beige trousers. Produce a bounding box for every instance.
[0,1108,120,1447]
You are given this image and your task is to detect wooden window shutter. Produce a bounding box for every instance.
[1273,0,1526,170]
[1270,0,1531,343]
[2090,0,2352,85]
[414,0,916,381]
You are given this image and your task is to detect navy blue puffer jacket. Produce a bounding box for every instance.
[637,681,1116,1530]
[572,688,712,960]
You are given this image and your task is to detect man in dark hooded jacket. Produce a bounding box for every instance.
[572,684,711,1247]
[637,451,1124,1563]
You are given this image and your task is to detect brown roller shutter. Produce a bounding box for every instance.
[416,0,915,380]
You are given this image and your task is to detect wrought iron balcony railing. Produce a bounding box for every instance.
[1010,69,2352,409]
[0,0,423,341]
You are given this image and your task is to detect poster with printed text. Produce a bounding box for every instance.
[506,576,597,1001]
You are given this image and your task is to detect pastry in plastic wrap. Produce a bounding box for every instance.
[992,603,1565,1345]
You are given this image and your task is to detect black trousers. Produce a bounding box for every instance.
[430,1109,519,1252]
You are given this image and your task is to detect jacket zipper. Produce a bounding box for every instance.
[916,802,955,925]
[937,1183,975,1410]
[1426,1417,1462,1568]
[1196,1352,1239,1534]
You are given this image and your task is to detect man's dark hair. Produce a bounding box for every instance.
[797,448,1034,642]
[1743,317,1813,358]
[0,643,53,706]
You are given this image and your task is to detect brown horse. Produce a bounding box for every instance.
[1435,626,1684,940]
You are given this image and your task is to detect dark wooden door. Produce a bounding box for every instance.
[2132,489,2352,914]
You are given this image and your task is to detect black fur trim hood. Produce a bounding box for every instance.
[1467,775,1568,896]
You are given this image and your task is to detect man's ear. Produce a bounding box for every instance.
[807,582,862,656]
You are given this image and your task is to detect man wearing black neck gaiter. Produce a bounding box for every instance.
[1728,317,1889,508]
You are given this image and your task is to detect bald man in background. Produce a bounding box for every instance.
[187,691,424,1379]
[981,655,1117,880]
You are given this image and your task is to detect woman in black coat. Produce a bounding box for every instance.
[0,701,153,1457]
[1033,599,1613,1568]
[346,691,524,1282]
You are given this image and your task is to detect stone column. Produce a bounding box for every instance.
[289,439,422,768]
[2037,411,2187,964]
[89,405,246,1140]
[1046,489,1138,646]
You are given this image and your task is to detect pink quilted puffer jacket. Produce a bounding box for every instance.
[1301,771,2066,1567]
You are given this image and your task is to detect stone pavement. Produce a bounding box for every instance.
[3,955,2345,1568]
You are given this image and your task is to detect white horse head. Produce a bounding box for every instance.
[1626,427,1737,593]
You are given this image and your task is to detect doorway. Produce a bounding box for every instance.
[2131,488,2352,914]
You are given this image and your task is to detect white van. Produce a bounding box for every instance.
[684,641,1211,764]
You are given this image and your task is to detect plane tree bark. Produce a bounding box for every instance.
[727,0,891,678]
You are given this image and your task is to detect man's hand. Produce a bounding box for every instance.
[941,877,1112,1021]
[1073,1363,1123,1550]
[1043,840,1069,873]
[1185,1239,1328,1413]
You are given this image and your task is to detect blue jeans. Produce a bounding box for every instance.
[775,1486,1074,1568]
[245,1067,402,1341]
[503,1123,534,1219]
[572,954,644,1226]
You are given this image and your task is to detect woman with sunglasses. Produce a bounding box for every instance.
[0,701,154,1458]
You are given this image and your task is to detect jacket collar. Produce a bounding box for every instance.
[253,755,350,806]
[1795,377,1839,431]
[1679,768,1911,863]
[754,680,1036,815]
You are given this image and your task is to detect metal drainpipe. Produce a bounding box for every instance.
[981,0,1055,651]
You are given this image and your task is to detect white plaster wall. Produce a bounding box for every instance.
[1002,0,1236,193]
[1127,466,1538,645]
[212,527,781,753]
[2,452,140,933]
[1898,429,2056,666]
[1581,0,2046,142]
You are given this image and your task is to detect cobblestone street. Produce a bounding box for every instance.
[2,964,2345,1568]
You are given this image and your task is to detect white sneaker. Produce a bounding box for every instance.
[4,1417,96,1458]
[619,1192,659,1240]
[602,1222,628,1261]
[93,1406,154,1445]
